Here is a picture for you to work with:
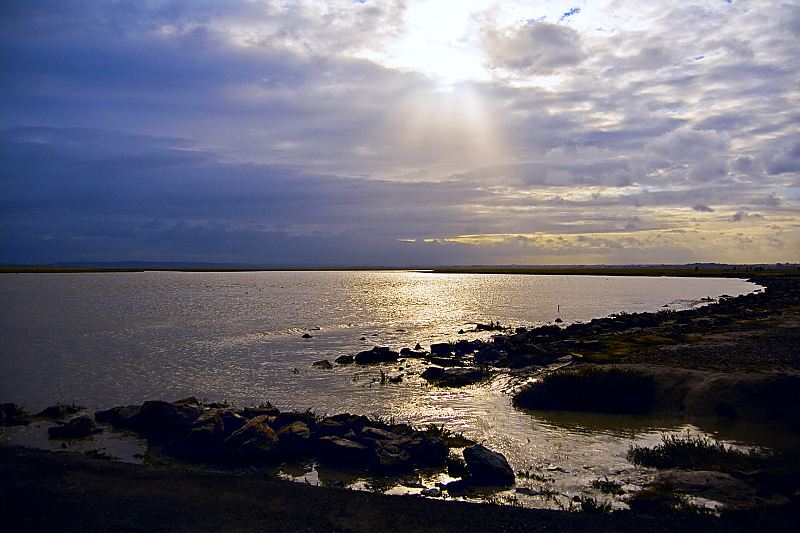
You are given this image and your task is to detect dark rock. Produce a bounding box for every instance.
[48,415,100,439]
[312,359,333,369]
[555,318,563,323]
[373,440,412,470]
[317,436,371,465]
[429,357,465,368]
[94,405,141,427]
[277,421,311,444]
[243,404,280,419]
[275,421,312,456]
[130,400,203,437]
[37,403,84,419]
[421,487,442,497]
[430,343,453,356]
[414,343,423,350]
[421,367,485,387]
[334,355,355,364]
[400,347,411,355]
[302,333,313,339]
[273,411,316,430]
[458,329,465,334]
[388,375,403,383]
[223,415,279,459]
[1,403,31,426]
[355,346,399,364]
[420,366,445,381]
[462,444,515,486]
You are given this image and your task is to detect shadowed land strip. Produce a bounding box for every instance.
[2,446,798,533]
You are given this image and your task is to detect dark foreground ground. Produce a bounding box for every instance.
[2,446,797,533]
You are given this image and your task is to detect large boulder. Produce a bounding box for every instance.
[316,435,371,465]
[37,403,83,419]
[276,421,312,455]
[223,415,279,460]
[462,444,515,486]
[421,367,485,387]
[48,415,100,439]
[355,346,399,364]
[164,409,247,460]
[94,404,141,427]
[130,399,203,437]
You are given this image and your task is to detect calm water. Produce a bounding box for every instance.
[0,271,780,506]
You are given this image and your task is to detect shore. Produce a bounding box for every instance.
[3,445,798,533]
[2,269,799,530]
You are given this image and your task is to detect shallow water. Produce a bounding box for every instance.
[1,271,783,507]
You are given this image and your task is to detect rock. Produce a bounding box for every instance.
[242,404,280,419]
[388,375,403,383]
[373,440,412,470]
[430,343,453,356]
[462,444,515,486]
[37,403,84,419]
[420,366,445,381]
[275,421,312,456]
[48,415,100,439]
[164,417,225,460]
[414,343,422,350]
[223,415,279,459]
[555,318,563,323]
[312,359,333,369]
[355,346,399,364]
[317,436,371,465]
[334,355,355,364]
[421,487,442,497]
[302,333,313,339]
[273,411,316,429]
[429,357,465,368]
[277,420,311,442]
[94,405,141,427]
[458,329,465,334]
[129,399,203,437]
[1,403,31,426]
[421,368,485,387]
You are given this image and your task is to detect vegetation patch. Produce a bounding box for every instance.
[512,367,655,414]
[628,434,798,474]
[591,477,625,495]
[628,483,711,515]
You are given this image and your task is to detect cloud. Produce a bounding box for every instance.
[483,22,585,75]
[0,1,798,265]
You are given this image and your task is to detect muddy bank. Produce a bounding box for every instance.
[2,446,797,533]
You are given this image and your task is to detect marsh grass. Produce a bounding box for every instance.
[591,477,625,495]
[628,435,781,472]
[512,366,655,414]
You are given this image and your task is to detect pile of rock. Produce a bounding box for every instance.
[91,397,515,488]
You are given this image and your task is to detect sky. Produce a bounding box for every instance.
[1,0,798,266]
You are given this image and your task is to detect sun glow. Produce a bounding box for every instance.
[359,0,491,87]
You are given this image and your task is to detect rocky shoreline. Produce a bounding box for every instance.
[2,272,799,530]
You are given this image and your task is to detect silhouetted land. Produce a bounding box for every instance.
[2,446,798,533]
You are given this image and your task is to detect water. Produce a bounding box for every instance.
[0,271,779,507]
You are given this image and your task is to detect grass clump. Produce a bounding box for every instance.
[591,477,625,495]
[628,435,780,472]
[577,496,613,514]
[512,366,655,414]
[628,483,711,515]
[422,424,476,448]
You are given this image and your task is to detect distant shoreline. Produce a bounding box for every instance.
[1,264,797,277]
